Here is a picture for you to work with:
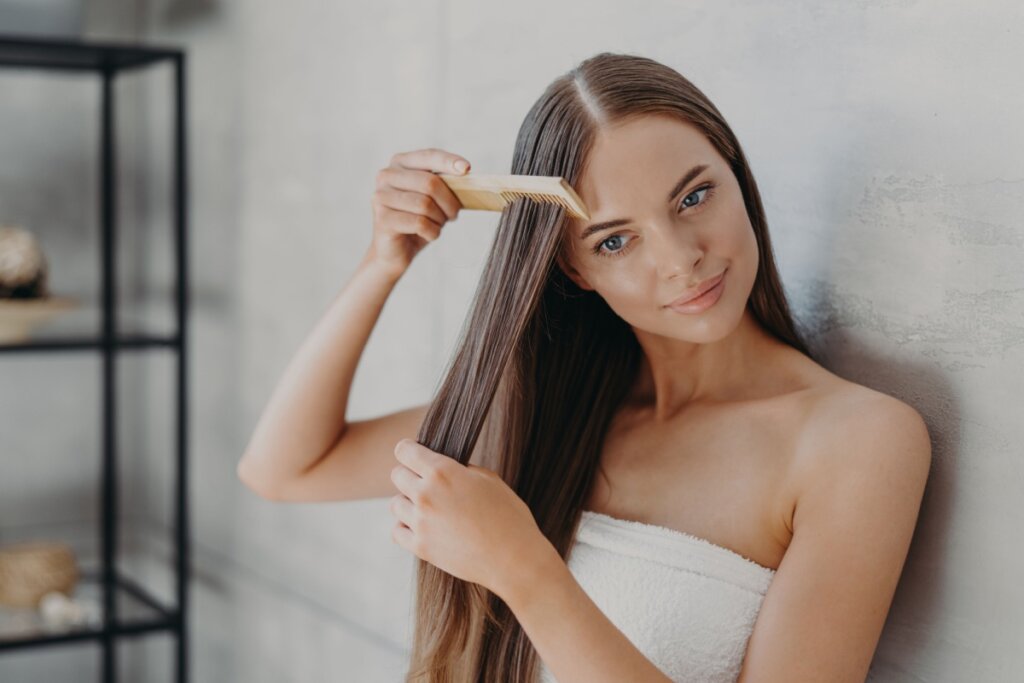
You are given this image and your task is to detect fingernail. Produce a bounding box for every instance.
[455,160,469,173]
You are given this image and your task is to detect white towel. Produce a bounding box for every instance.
[537,510,776,683]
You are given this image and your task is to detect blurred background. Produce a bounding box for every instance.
[0,0,1021,681]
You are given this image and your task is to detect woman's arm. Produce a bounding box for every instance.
[237,245,402,497]
[503,551,673,683]
[238,148,468,499]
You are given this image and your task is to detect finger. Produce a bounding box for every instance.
[376,204,442,242]
[394,438,420,470]
[389,493,417,529]
[379,166,463,220]
[391,520,415,550]
[390,464,423,497]
[390,147,470,176]
[375,186,450,225]
[394,438,448,477]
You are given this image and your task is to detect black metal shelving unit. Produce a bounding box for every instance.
[0,34,190,683]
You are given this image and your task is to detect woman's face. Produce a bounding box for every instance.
[559,114,759,343]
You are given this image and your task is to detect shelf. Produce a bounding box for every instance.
[0,33,181,72]
[0,569,180,652]
[0,297,181,353]
[0,334,180,354]
[0,31,190,680]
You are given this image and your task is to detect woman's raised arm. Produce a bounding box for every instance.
[237,148,471,501]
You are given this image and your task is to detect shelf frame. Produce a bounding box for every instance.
[0,33,191,683]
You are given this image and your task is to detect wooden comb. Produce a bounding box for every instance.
[437,172,591,221]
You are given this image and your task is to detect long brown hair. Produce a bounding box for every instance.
[405,51,812,682]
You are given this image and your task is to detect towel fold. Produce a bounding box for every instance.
[537,510,776,683]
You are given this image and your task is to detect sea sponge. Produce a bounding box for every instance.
[0,224,49,299]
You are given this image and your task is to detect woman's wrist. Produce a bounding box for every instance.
[498,538,567,611]
[359,245,406,284]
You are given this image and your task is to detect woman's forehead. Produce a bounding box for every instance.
[575,118,717,205]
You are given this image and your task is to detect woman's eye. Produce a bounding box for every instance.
[592,234,631,257]
[678,183,716,212]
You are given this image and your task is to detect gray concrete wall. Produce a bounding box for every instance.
[1,1,1021,681]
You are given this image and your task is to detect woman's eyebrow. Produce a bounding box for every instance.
[578,163,710,240]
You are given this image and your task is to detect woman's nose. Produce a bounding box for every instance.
[649,222,703,279]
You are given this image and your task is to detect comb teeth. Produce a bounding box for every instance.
[499,190,572,212]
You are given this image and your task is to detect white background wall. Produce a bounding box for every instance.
[1,1,1022,681]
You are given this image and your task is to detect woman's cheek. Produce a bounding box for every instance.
[603,281,655,325]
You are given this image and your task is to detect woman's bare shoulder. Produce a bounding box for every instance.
[791,371,928,490]
[808,372,922,427]
[781,346,920,425]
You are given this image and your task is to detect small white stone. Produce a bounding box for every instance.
[39,591,73,624]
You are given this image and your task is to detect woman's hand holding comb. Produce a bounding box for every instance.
[368,148,472,279]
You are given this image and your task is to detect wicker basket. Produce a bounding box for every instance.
[0,541,79,609]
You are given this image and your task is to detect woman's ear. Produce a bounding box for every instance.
[556,249,594,292]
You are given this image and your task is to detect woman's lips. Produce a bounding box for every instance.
[665,270,726,314]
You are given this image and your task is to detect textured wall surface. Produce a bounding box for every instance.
[1,1,1021,681]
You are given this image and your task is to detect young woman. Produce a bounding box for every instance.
[238,52,932,683]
